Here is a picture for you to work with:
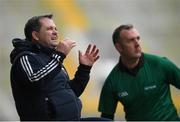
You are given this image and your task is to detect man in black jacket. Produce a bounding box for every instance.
[10,14,100,121]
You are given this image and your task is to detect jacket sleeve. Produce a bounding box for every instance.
[19,52,65,82]
[69,64,92,97]
[162,57,180,89]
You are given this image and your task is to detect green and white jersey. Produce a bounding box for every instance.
[98,53,180,121]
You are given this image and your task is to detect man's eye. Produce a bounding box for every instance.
[137,36,140,40]
[47,27,53,30]
[128,39,134,42]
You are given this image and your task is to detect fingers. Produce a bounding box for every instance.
[93,48,100,62]
[71,41,76,48]
[62,38,76,49]
[89,44,99,57]
[93,48,99,57]
[85,44,91,54]
[56,38,76,55]
[86,44,98,55]
[90,45,96,54]
[94,55,100,62]
[86,44,100,61]
[63,38,76,47]
[79,44,100,66]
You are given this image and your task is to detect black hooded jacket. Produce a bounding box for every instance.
[10,38,91,120]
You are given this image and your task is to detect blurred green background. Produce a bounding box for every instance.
[0,0,179,120]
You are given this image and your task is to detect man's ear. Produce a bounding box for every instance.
[115,42,122,53]
[32,31,39,41]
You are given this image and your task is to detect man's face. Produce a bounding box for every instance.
[116,28,142,59]
[35,18,59,48]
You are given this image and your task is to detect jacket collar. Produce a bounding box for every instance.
[35,42,57,55]
[10,38,57,63]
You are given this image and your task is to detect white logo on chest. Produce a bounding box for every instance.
[118,91,128,98]
[144,85,156,91]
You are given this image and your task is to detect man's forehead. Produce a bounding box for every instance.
[39,18,55,25]
[120,28,139,37]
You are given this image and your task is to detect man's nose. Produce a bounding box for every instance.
[134,39,140,46]
[53,29,58,35]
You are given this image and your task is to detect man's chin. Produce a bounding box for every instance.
[49,43,58,49]
[134,53,142,58]
[51,42,59,47]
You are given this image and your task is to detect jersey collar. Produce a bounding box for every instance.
[118,53,144,76]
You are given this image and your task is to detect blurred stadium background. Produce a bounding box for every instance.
[0,0,179,120]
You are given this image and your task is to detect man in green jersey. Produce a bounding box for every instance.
[98,24,180,121]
